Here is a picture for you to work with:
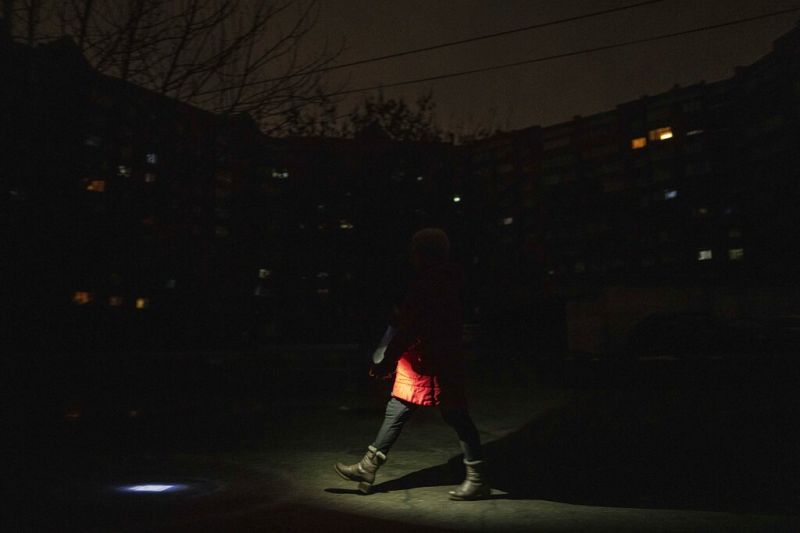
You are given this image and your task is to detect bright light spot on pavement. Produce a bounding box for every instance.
[117,484,189,493]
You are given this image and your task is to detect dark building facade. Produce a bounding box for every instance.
[4,21,800,353]
[260,134,456,344]
[2,32,456,350]
[3,33,278,350]
[455,21,800,354]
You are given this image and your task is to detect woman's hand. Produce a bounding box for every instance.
[372,345,387,364]
[368,362,394,381]
[369,346,395,380]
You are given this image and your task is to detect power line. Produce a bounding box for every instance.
[321,7,800,99]
[306,0,668,76]
[198,0,668,96]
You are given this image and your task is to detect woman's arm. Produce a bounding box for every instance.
[372,324,398,363]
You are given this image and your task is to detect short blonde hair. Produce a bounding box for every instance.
[411,228,450,261]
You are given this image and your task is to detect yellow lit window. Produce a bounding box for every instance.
[648,127,673,141]
[86,180,106,192]
[108,296,124,307]
[73,291,92,305]
[135,297,150,310]
[339,220,354,230]
[631,137,647,149]
[258,269,271,279]
[728,248,744,261]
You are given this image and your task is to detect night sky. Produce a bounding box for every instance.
[310,0,799,131]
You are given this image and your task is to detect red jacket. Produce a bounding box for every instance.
[388,262,466,407]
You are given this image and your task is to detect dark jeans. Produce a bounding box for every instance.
[371,396,483,462]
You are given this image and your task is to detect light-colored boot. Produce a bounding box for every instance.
[448,459,491,500]
[334,445,387,494]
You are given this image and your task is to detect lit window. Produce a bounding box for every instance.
[117,165,132,177]
[108,296,124,307]
[144,173,157,183]
[687,129,704,136]
[86,180,106,192]
[664,189,678,200]
[501,217,514,226]
[135,297,150,310]
[631,137,647,150]
[84,135,102,147]
[339,220,354,230]
[698,249,713,261]
[258,269,271,279]
[146,153,158,164]
[272,169,289,179]
[648,127,673,141]
[729,248,744,261]
[453,196,461,203]
[416,176,424,182]
[72,291,92,305]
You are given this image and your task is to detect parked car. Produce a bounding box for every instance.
[626,312,777,359]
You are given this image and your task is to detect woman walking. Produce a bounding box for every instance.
[334,228,489,500]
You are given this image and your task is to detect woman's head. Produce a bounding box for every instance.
[410,228,450,269]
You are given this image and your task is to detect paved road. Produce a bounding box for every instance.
[6,350,800,532]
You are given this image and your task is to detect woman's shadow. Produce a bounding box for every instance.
[327,391,800,513]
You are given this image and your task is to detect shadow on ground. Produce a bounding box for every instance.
[365,385,800,514]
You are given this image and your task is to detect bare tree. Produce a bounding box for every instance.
[6,0,341,133]
[343,90,443,142]
[4,0,45,43]
[282,89,499,143]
